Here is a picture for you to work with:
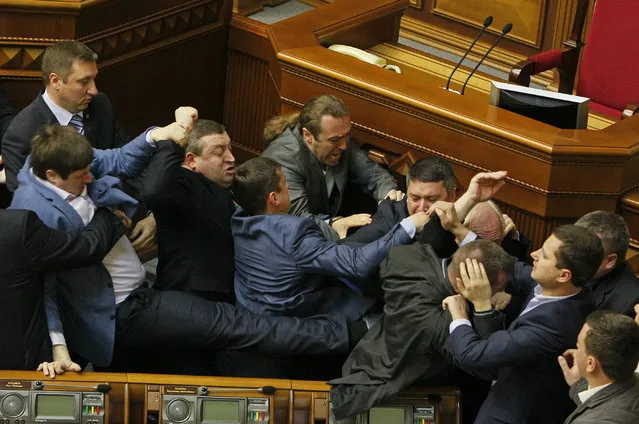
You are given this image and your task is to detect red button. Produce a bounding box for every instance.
[261,412,265,420]
[97,406,100,415]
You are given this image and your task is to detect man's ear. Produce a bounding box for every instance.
[49,72,62,90]
[45,169,60,184]
[558,268,572,284]
[301,127,314,147]
[602,253,618,272]
[266,191,278,208]
[585,355,598,374]
[183,152,196,170]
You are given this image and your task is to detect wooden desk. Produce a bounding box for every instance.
[224,0,639,249]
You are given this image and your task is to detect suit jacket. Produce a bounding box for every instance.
[446,284,593,424]
[347,198,532,261]
[585,263,639,317]
[329,243,504,419]
[564,377,639,424]
[142,141,236,301]
[0,84,15,141]
[0,209,124,370]
[261,126,397,239]
[2,91,129,191]
[231,209,412,321]
[9,132,154,367]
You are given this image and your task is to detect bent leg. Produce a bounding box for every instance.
[115,288,351,357]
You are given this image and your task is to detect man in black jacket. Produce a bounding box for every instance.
[0,207,125,372]
[575,210,639,316]
[143,119,236,302]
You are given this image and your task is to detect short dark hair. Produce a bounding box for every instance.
[575,211,629,267]
[30,125,94,180]
[584,310,639,381]
[407,157,457,192]
[186,119,227,156]
[233,157,281,215]
[552,225,603,287]
[41,41,98,85]
[450,239,514,288]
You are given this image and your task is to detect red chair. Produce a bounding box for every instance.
[509,0,639,119]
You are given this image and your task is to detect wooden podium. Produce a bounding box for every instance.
[223,0,639,250]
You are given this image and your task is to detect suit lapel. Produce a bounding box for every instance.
[30,176,85,230]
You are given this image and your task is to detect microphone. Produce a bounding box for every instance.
[34,381,111,393]
[198,386,277,395]
[460,23,513,95]
[445,16,493,91]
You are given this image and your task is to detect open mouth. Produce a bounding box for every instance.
[224,167,235,175]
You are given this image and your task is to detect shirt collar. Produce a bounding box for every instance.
[532,284,581,301]
[31,168,88,202]
[42,89,78,126]
[577,382,612,403]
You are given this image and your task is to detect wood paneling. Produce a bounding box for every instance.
[432,0,547,48]
[0,0,232,133]
[233,0,289,15]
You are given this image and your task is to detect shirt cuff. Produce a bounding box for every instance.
[145,126,159,145]
[459,231,477,246]
[399,218,416,238]
[49,330,66,346]
[449,318,472,334]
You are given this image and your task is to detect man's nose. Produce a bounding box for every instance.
[337,137,348,151]
[87,80,98,96]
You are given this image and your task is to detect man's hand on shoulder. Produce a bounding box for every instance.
[442,294,469,321]
[149,122,189,147]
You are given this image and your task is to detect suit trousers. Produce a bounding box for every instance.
[107,287,349,373]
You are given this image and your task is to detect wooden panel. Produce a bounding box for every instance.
[224,15,281,160]
[0,0,232,135]
[432,0,547,48]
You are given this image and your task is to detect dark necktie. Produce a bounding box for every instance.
[69,114,85,135]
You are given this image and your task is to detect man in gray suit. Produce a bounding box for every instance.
[262,94,402,240]
[558,310,639,424]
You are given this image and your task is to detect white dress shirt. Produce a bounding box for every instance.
[42,90,81,127]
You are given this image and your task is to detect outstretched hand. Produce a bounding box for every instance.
[332,213,372,239]
[467,171,507,203]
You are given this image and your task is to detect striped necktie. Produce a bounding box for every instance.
[69,113,85,135]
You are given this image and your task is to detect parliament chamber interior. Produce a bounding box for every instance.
[1,0,639,423]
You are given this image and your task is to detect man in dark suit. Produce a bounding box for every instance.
[346,157,458,244]
[261,95,401,240]
[445,225,602,424]
[0,206,125,372]
[2,41,128,191]
[142,119,236,302]
[557,310,639,424]
[575,211,639,316]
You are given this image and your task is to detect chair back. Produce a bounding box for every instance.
[577,0,639,112]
